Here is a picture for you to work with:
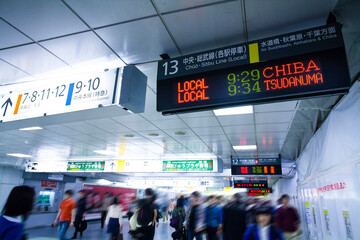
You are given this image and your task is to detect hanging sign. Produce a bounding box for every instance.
[0,69,120,122]
[162,160,214,172]
[233,179,268,188]
[67,161,105,172]
[231,158,282,175]
[157,24,350,114]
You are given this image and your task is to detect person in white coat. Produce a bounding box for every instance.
[106,197,123,240]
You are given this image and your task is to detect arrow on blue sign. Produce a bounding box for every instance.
[1,97,12,117]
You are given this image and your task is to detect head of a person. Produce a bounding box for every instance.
[64,189,74,200]
[112,196,118,205]
[176,198,184,208]
[2,186,35,217]
[145,188,154,197]
[281,194,290,206]
[256,207,272,227]
[78,190,85,199]
[232,193,241,203]
[190,191,201,204]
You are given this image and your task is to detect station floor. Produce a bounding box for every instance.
[27,220,173,240]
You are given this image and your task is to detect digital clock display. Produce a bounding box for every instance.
[231,165,282,175]
[157,48,350,114]
[234,180,268,188]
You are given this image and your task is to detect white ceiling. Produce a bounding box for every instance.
[0,0,341,175]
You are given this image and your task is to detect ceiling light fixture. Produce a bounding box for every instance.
[213,105,253,116]
[123,134,135,138]
[7,153,32,158]
[148,133,159,137]
[19,126,43,131]
[93,150,115,155]
[233,145,257,150]
[174,131,186,135]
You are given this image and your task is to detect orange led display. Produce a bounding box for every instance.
[178,78,209,103]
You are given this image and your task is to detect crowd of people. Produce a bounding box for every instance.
[0,186,300,240]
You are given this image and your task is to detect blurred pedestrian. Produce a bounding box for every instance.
[243,207,284,240]
[161,195,170,222]
[275,194,300,240]
[205,196,222,240]
[54,190,77,240]
[105,197,123,240]
[223,193,247,240]
[0,186,35,240]
[171,198,186,240]
[137,188,158,240]
[101,192,113,229]
[71,190,87,239]
[185,191,205,240]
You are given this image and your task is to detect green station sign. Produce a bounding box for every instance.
[67,161,105,171]
[162,160,214,172]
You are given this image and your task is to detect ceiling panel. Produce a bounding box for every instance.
[255,111,294,124]
[256,123,290,133]
[163,1,244,54]
[222,125,255,134]
[86,118,128,133]
[178,110,214,119]
[63,122,106,135]
[44,125,84,136]
[254,101,298,112]
[245,0,334,41]
[154,0,224,13]
[111,114,146,124]
[0,44,69,78]
[96,17,179,64]
[217,114,254,126]
[227,133,256,142]
[0,0,88,40]
[192,126,224,136]
[121,121,159,132]
[0,20,32,49]
[40,32,120,66]
[181,116,219,128]
[64,0,156,28]
[150,118,188,129]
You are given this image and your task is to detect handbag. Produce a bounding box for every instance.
[170,215,180,228]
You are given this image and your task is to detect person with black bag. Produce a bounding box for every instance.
[0,186,35,240]
[136,188,158,240]
[170,198,186,240]
[71,190,87,239]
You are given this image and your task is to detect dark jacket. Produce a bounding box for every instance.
[76,197,86,217]
[223,202,247,240]
[243,224,284,240]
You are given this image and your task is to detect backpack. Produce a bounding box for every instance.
[137,200,154,227]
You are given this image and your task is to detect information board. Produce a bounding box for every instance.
[248,188,272,194]
[233,179,268,188]
[231,158,282,175]
[157,24,351,114]
[162,160,213,172]
[0,69,120,122]
[67,161,105,172]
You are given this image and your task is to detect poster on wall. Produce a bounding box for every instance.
[82,184,137,212]
[323,209,331,236]
[312,207,317,227]
[342,210,353,240]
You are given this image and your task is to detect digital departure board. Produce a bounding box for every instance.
[231,158,282,175]
[231,165,282,175]
[157,24,351,115]
[234,180,268,188]
[248,188,273,194]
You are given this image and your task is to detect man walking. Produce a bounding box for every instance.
[276,194,300,240]
[71,190,87,239]
[54,190,77,240]
[185,191,205,240]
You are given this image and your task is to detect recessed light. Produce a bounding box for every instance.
[148,133,159,137]
[93,150,115,155]
[123,134,134,138]
[7,153,32,158]
[174,131,186,135]
[233,145,257,150]
[213,105,253,116]
[19,126,43,131]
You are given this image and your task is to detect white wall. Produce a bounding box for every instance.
[0,165,24,210]
[272,175,298,205]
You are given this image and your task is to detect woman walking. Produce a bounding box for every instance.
[105,197,123,240]
[171,198,186,240]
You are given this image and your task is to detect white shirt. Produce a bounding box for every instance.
[3,215,22,223]
[105,205,122,225]
[259,225,270,240]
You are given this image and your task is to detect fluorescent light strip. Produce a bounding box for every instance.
[19,126,43,131]
[93,150,115,155]
[213,105,253,116]
[7,153,32,158]
[233,145,257,150]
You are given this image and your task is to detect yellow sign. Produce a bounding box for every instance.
[324,210,329,214]
[249,43,260,63]
[305,201,310,207]
[117,160,125,172]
